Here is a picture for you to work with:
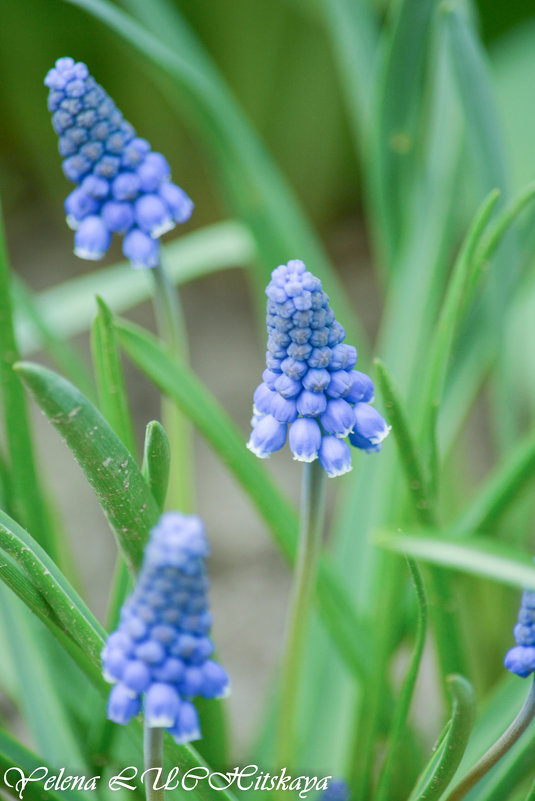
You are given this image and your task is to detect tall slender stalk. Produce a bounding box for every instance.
[151,260,193,512]
[444,677,535,801]
[275,459,326,771]
[143,723,165,801]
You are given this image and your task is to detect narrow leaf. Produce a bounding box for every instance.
[91,295,136,455]
[141,420,171,512]
[375,529,535,590]
[419,188,500,426]
[410,675,475,801]
[15,361,160,573]
[375,358,434,525]
[455,426,535,535]
[376,559,428,801]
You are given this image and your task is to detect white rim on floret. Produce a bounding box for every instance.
[150,219,175,238]
[370,424,392,446]
[292,452,319,463]
[147,714,176,728]
[74,246,105,260]
[326,464,353,478]
[246,440,271,459]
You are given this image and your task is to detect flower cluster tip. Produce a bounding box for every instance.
[45,57,193,269]
[247,260,390,476]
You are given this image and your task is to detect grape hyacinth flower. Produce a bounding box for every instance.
[102,512,229,745]
[322,779,349,801]
[44,57,193,268]
[247,259,390,476]
[505,590,535,677]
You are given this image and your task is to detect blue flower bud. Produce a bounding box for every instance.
[45,58,193,268]
[122,228,160,269]
[137,153,171,191]
[320,399,355,438]
[319,437,352,478]
[302,368,331,393]
[322,779,349,801]
[346,370,374,403]
[135,194,174,238]
[247,414,287,458]
[274,374,302,399]
[289,418,321,462]
[101,201,135,233]
[168,700,201,744]
[74,216,111,260]
[296,390,327,417]
[159,182,194,223]
[270,394,298,424]
[349,404,391,452]
[107,683,141,725]
[253,383,275,415]
[145,683,181,727]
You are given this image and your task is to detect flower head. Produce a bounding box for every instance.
[505,590,535,678]
[45,57,193,268]
[322,779,349,801]
[247,260,390,476]
[101,512,229,744]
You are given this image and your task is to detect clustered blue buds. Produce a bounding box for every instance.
[247,260,390,476]
[101,512,229,744]
[44,57,193,268]
[505,590,535,677]
[322,779,349,801]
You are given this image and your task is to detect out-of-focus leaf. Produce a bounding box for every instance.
[0,202,56,556]
[409,675,475,801]
[12,276,95,401]
[15,221,255,354]
[375,529,535,590]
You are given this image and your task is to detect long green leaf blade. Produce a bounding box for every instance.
[375,529,535,590]
[91,295,136,455]
[15,361,160,573]
[410,675,475,801]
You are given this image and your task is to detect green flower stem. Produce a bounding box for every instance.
[151,260,193,513]
[444,677,535,801]
[275,459,326,771]
[143,724,165,801]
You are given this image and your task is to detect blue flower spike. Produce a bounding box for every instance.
[45,57,193,269]
[322,779,350,801]
[101,512,229,745]
[247,260,390,476]
[505,590,535,677]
